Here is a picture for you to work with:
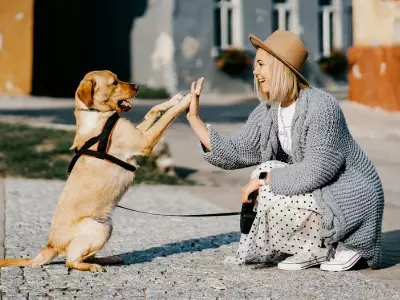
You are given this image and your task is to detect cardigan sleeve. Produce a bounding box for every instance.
[199,103,267,170]
[269,98,345,195]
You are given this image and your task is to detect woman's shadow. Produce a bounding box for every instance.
[98,230,399,268]
[380,230,400,268]
[353,230,400,270]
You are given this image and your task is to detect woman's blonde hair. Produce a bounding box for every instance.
[254,50,308,104]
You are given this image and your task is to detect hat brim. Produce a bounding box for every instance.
[249,34,309,86]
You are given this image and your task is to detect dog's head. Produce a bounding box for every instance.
[75,70,138,112]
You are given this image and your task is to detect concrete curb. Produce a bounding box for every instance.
[0,179,4,260]
[0,179,5,300]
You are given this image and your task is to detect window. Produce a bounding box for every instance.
[272,0,298,32]
[213,0,243,49]
[318,0,343,57]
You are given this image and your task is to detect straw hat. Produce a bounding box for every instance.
[249,30,309,86]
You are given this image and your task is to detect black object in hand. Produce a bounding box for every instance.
[240,191,258,234]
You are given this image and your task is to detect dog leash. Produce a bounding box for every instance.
[116,204,240,217]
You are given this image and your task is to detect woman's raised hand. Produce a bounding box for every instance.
[186,77,204,120]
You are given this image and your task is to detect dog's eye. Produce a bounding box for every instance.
[112,80,118,86]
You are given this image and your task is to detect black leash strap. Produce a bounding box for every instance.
[67,113,136,175]
[116,204,240,217]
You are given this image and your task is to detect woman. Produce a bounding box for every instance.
[186,30,384,271]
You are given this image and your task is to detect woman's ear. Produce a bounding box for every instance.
[76,79,95,108]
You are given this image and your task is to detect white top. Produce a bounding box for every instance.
[278,102,296,155]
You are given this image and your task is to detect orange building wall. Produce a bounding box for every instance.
[349,0,400,111]
[0,0,33,95]
[348,46,400,111]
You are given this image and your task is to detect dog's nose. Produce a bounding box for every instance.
[131,83,139,91]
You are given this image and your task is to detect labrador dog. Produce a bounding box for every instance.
[0,70,202,272]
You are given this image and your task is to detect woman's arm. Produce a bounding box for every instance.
[186,78,211,150]
[269,98,346,195]
[186,78,266,170]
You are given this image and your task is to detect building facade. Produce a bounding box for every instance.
[132,0,353,94]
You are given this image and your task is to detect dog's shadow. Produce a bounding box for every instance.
[117,232,240,265]
[49,232,240,268]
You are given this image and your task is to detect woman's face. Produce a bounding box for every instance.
[253,49,270,97]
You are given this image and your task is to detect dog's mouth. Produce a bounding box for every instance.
[117,99,133,112]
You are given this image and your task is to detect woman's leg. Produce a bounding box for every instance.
[227,161,293,265]
[225,161,288,265]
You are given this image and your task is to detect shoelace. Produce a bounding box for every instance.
[286,252,316,262]
[331,250,350,261]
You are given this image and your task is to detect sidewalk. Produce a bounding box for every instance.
[0,179,399,300]
[0,94,400,298]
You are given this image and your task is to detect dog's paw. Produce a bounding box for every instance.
[169,93,185,105]
[90,264,105,272]
[179,93,193,107]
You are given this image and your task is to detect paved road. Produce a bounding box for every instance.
[1,180,399,300]
[0,94,400,298]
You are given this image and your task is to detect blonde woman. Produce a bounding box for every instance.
[186,30,384,271]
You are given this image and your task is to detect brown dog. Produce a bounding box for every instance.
[0,70,195,272]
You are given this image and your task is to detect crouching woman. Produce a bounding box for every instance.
[186,30,384,271]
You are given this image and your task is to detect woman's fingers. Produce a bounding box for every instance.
[187,78,204,118]
[191,81,195,94]
[189,81,198,115]
[195,77,204,96]
[241,186,250,203]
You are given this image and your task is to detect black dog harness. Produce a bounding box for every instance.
[67,112,136,176]
[66,112,240,218]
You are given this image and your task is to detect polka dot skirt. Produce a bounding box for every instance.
[228,161,324,265]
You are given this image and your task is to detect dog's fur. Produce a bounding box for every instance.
[0,70,192,272]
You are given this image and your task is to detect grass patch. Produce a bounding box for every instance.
[0,123,194,185]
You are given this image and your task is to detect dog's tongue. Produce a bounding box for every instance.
[118,100,132,112]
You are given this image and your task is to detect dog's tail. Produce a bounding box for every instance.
[0,244,58,268]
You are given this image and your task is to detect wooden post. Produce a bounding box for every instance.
[348,0,400,111]
[0,0,33,95]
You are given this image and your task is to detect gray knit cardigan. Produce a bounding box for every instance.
[201,87,384,268]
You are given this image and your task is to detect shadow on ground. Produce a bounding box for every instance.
[118,230,399,268]
[118,232,240,265]
[381,230,400,268]
[48,230,398,270]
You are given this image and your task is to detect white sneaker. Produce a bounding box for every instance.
[320,249,361,272]
[278,251,328,271]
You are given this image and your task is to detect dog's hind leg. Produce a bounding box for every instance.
[65,219,111,272]
[65,236,105,272]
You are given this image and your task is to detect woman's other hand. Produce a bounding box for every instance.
[241,178,263,203]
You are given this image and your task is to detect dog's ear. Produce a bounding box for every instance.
[76,79,94,108]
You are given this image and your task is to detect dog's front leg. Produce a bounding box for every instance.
[136,93,186,132]
[139,93,192,156]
